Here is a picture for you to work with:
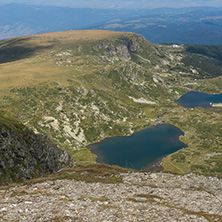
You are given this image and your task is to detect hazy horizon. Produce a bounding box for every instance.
[1,0,222,9]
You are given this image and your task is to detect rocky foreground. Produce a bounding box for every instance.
[0,170,221,222]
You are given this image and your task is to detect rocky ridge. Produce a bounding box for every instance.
[0,171,221,221]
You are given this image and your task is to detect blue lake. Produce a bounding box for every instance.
[176,91,222,108]
[87,124,187,170]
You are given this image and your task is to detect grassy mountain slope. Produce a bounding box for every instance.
[0,30,221,177]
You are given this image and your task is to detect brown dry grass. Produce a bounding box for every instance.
[6,30,126,49]
[0,30,129,96]
[0,164,133,189]
[32,30,125,42]
[0,59,70,95]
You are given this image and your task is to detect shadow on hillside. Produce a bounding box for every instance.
[0,37,55,64]
[185,45,222,61]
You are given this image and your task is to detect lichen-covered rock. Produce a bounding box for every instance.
[0,113,76,185]
[0,172,221,221]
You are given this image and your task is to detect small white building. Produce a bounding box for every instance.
[172,44,179,48]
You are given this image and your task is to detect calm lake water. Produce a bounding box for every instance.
[87,124,187,170]
[176,91,222,108]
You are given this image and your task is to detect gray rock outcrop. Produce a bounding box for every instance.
[0,122,76,185]
[91,34,160,64]
[0,172,221,221]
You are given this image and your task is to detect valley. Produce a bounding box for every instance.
[92,7,222,45]
[0,30,222,178]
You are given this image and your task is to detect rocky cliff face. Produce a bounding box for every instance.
[0,113,76,185]
[91,34,163,64]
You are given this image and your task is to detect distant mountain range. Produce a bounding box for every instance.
[0,3,149,40]
[1,4,222,44]
[90,7,222,45]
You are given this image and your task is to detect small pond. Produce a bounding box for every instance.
[176,91,222,108]
[87,124,187,170]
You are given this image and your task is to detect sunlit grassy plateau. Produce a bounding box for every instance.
[0,30,222,177]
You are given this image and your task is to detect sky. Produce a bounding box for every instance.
[1,0,222,9]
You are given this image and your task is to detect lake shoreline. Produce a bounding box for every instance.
[145,156,165,172]
[87,123,187,171]
[176,90,222,108]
